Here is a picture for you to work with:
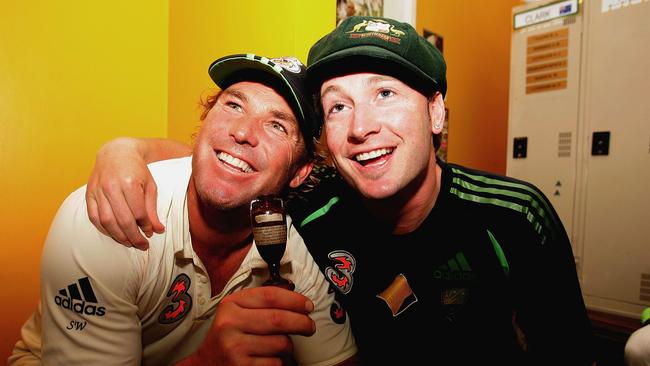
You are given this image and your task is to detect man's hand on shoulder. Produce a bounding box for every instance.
[85,137,191,249]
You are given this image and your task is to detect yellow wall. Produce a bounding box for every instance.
[0,2,169,360]
[167,1,334,144]
[0,0,333,361]
[417,0,522,174]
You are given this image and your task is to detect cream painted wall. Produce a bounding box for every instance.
[417,0,522,174]
[0,2,168,360]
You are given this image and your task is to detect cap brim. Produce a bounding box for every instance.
[209,55,280,89]
[308,45,438,92]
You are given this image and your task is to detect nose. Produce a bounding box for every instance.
[348,102,381,142]
[229,117,259,146]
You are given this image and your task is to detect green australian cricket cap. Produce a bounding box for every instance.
[208,53,319,142]
[308,16,447,97]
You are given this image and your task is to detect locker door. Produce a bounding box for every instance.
[507,0,582,248]
[577,0,650,318]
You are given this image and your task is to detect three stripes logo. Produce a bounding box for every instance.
[433,252,475,281]
[448,166,560,244]
[54,277,106,317]
[435,252,473,322]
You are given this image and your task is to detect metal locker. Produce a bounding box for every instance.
[507,0,650,319]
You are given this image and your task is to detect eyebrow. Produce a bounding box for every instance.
[366,75,396,85]
[223,86,298,126]
[271,109,298,125]
[320,75,398,100]
[221,88,248,103]
[320,84,340,100]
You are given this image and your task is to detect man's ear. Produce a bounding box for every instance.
[428,92,446,134]
[289,161,314,188]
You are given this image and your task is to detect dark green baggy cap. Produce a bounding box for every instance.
[308,16,447,97]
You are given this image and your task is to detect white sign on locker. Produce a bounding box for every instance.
[514,0,579,29]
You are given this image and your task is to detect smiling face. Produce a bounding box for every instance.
[191,81,312,211]
[320,73,442,200]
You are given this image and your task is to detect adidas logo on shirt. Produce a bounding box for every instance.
[433,252,476,281]
[54,277,106,316]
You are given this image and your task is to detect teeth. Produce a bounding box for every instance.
[217,152,253,173]
[355,148,393,162]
